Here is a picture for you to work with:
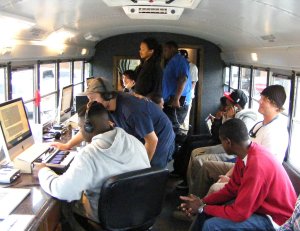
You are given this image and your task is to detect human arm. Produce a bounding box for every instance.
[51,131,84,150]
[37,152,94,201]
[218,166,234,182]
[171,74,187,108]
[203,160,268,222]
[144,131,158,161]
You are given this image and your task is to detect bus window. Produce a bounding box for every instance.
[12,68,34,101]
[40,93,57,124]
[288,76,300,171]
[0,68,5,103]
[59,62,71,88]
[251,69,268,111]
[230,65,239,90]
[40,64,56,95]
[84,62,91,79]
[74,61,83,84]
[240,67,251,97]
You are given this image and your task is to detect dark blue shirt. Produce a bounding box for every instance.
[109,93,175,168]
[162,53,192,105]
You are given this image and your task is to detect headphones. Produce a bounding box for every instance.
[84,102,99,133]
[97,78,115,101]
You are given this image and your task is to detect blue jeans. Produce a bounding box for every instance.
[191,212,275,231]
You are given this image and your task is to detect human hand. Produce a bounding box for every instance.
[179,194,203,216]
[51,142,70,150]
[171,98,181,108]
[33,163,47,178]
[218,175,230,183]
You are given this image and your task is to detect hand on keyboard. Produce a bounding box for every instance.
[50,142,70,151]
[32,163,47,178]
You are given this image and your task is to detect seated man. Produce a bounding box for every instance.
[34,102,151,223]
[180,118,296,231]
[278,194,300,230]
[188,85,287,197]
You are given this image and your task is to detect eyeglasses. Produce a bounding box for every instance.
[249,121,263,138]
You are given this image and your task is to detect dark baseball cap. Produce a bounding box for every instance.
[224,89,248,109]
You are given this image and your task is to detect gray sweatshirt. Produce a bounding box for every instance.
[38,127,150,221]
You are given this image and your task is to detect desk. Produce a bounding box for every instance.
[9,174,61,231]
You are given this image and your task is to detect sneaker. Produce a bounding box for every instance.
[172,210,193,222]
[176,180,188,190]
[169,170,181,178]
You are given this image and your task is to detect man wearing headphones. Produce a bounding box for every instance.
[52,77,175,168]
[34,102,150,223]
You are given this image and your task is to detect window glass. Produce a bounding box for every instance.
[24,101,34,124]
[40,94,57,124]
[40,63,56,95]
[252,69,267,101]
[288,76,300,171]
[74,61,83,84]
[12,68,34,101]
[230,66,239,89]
[84,62,91,78]
[241,67,251,96]
[73,84,83,97]
[270,76,291,114]
[59,62,71,88]
[0,68,5,103]
[224,67,230,85]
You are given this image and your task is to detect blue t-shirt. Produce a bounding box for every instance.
[109,93,175,168]
[162,53,192,105]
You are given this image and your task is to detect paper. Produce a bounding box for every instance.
[0,214,35,231]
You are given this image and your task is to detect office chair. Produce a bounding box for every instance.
[97,167,169,231]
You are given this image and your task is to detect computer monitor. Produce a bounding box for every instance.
[75,95,89,113]
[57,84,73,124]
[0,98,34,161]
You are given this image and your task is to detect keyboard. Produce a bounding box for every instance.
[33,147,76,174]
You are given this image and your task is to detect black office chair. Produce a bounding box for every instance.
[97,167,169,231]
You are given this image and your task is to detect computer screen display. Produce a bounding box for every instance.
[58,84,73,124]
[0,98,32,152]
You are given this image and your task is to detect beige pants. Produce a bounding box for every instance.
[186,144,235,198]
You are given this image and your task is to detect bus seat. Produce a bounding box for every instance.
[98,167,169,231]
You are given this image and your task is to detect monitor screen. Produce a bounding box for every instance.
[0,98,33,160]
[58,84,73,124]
[75,95,89,113]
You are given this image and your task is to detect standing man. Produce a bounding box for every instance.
[53,78,175,168]
[162,41,192,134]
[179,49,199,133]
[180,119,296,230]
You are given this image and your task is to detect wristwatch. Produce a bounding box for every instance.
[198,203,206,214]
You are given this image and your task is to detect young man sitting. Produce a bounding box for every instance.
[180,118,296,230]
[34,102,150,223]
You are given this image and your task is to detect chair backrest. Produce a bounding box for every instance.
[98,167,169,231]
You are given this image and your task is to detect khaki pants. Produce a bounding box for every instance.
[186,144,235,198]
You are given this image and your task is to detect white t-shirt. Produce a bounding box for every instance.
[251,115,288,163]
[189,62,198,98]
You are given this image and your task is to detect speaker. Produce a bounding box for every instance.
[84,105,94,133]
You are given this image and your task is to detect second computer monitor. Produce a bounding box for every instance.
[57,84,73,124]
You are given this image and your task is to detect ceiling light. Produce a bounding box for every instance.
[81,48,88,55]
[46,27,77,44]
[251,53,258,62]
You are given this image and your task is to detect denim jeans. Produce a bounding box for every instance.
[163,105,189,135]
[190,212,275,231]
